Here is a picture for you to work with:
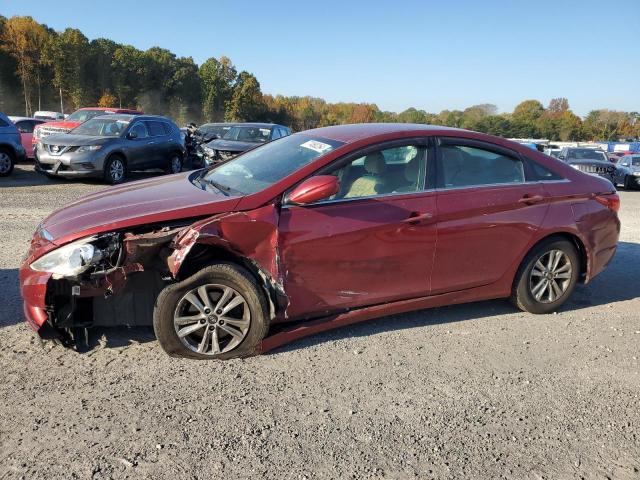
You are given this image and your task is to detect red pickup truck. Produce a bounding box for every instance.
[32,107,142,145]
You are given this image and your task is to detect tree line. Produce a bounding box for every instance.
[1,15,638,141]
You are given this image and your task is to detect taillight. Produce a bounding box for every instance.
[594,193,620,213]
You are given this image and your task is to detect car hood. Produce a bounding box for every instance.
[35,120,80,131]
[567,159,613,167]
[207,139,263,152]
[43,134,115,147]
[40,171,242,244]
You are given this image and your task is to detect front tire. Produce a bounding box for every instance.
[511,238,580,314]
[103,155,126,184]
[153,263,270,360]
[0,148,15,177]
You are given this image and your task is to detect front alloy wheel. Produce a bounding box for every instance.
[154,263,270,359]
[174,284,251,355]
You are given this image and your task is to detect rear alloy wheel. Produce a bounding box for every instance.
[0,148,15,177]
[154,263,269,359]
[511,239,580,314]
[167,154,182,174]
[104,156,126,184]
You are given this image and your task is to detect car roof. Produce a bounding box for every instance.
[302,123,463,143]
[78,107,140,112]
[231,123,287,129]
[9,116,40,122]
[94,114,173,122]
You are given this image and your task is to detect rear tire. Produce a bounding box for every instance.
[166,153,182,174]
[153,263,270,360]
[0,148,15,177]
[510,238,580,314]
[103,155,126,184]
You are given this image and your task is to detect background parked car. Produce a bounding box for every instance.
[197,122,235,142]
[203,123,291,163]
[613,154,640,189]
[32,107,143,145]
[558,147,617,184]
[9,117,46,158]
[35,114,184,184]
[0,111,27,176]
[33,111,65,121]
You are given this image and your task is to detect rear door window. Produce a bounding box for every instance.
[129,122,149,139]
[146,121,166,137]
[437,143,525,189]
[16,121,34,133]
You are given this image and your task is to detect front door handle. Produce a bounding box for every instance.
[402,211,434,225]
[518,194,545,205]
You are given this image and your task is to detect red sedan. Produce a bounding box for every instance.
[20,124,620,359]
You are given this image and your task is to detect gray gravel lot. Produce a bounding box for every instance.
[1,163,639,479]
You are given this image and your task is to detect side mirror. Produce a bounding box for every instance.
[127,131,138,140]
[558,155,565,160]
[287,175,340,205]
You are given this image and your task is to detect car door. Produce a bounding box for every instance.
[430,138,549,294]
[124,121,154,168]
[278,139,438,319]
[145,120,169,167]
[15,120,34,156]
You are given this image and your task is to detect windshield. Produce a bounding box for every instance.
[71,118,129,137]
[67,109,114,123]
[566,149,607,161]
[199,124,232,138]
[202,134,344,194]
[222,126,271,143]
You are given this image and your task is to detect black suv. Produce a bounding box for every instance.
[203,123,291,163]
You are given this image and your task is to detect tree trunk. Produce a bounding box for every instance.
[22,70,28,117]
[37,71,42,111]
[59,87,64,114]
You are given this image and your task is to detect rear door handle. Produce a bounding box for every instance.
[402,212,434,224]
[518,194,545,205]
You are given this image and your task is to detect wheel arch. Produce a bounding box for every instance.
[0,142,17,158]
[517,231,589,285]
[174,243,281,320]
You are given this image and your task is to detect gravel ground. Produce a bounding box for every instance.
[1,163,639,480]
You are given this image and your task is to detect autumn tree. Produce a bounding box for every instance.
[1,16,48,115]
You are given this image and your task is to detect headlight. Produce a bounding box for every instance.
[203,146,214,155]
[571,164,580,170]
[30,236,102,277]
[77,145,102,153]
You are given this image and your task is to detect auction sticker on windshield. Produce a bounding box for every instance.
[300,140,333,153]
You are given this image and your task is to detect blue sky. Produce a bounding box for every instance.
[3,0,639,116]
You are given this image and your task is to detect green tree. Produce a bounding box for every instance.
[111,45,145,108]
[225,71,264,122]
[200,56,237,122]
[512,100,544,124]
[43,28,91,111]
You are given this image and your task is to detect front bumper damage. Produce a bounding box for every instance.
[20,207,290,353]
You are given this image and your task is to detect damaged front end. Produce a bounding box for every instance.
[20,205,289,352]
[21,225,184,349]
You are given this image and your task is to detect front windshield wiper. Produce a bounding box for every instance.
[204,178,232,196]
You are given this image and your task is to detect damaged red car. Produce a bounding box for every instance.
[20,124,620,359]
